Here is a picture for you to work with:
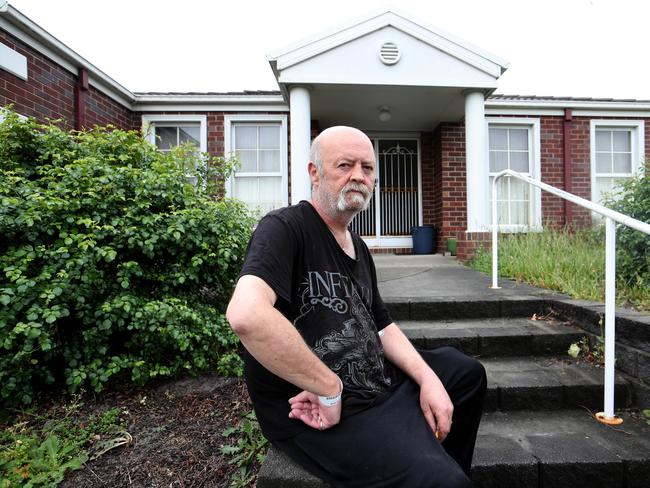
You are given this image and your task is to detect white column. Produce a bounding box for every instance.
[464,90,488,231]
[289,85,311,204]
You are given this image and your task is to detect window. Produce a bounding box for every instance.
[487,119,541,230]
[141,115,207,173]
[225,115,288,216]
[590,120,644,206]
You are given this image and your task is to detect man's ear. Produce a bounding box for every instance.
[308,161,320,188]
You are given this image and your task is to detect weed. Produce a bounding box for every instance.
[567,336,605,366]
[220,410,269,488]
[0,400,128,487]
[468,227,650,312]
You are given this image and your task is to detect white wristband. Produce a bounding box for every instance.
[318,376,343,407]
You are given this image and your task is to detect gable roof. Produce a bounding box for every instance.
[267,8,510,94]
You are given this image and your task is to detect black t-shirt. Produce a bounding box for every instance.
[238,201,402,440]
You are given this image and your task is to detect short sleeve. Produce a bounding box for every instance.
[238,214,298,304]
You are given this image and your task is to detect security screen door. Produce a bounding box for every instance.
[350,139,420,246]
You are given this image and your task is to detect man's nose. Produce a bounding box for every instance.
[350,163,364,181]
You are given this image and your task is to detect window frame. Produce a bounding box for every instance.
[589,119,645,206]
[142,114,207,151]
[485,117,542,232]
[224,114,289,213]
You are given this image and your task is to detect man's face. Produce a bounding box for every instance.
[312,130,376,215]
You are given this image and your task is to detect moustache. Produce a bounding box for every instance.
[342,182,371,198]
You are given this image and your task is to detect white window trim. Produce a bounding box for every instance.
[224,114,289,208]
[589,119,645,204]
[141,114,208,153]
[485,117,542,232]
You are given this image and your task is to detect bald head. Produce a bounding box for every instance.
[310,126,373,175]
[308,126,376,220]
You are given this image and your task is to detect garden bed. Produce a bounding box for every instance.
[59,376,253,487]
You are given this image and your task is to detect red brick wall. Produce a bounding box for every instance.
[568,117,592,227]
[1,30,135,130]
[539,116,565,228]
[1,30,76,125]
[437,123,467,253]
[85,86,137,130]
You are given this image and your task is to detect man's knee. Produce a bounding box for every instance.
[466,354,487,391]
[430,346,487,389]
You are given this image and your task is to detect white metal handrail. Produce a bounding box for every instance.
[491,169,650,424]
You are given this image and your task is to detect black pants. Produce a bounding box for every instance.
[275,347,487,488]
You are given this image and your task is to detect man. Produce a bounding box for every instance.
[226,126,486,487]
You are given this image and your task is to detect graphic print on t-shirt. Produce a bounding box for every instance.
[295,270,392,394]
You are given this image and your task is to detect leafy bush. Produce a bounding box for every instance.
[606,161,650,289]
[0,110,253,407]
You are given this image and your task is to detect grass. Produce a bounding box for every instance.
[468,227,650,312]
[0,397,128,487]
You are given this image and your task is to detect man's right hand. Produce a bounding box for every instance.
[288,390,342,430]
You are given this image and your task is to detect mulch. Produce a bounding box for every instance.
[59,375,255,488]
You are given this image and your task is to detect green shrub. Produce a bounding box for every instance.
[0,110,253,407]
[606,161,650,289]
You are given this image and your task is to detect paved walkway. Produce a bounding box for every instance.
[374,254,567,301]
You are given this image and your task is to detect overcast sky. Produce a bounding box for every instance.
[7,0,650,99]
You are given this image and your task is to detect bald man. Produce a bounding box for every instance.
[227,126,486,487]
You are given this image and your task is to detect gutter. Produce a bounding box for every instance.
[486,97,650,112]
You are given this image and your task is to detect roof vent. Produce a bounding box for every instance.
[379,42,400,65]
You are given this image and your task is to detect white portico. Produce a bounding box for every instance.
[268,9,509,247]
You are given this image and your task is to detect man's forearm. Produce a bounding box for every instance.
[380,323,439,385]
[226,275,341,398]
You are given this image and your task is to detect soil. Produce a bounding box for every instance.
[59,375,257,488]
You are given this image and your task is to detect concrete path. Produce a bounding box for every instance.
[374,254,567,300]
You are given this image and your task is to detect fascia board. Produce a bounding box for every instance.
[486,108,565,116]
[486,99,650,112]
[385,14,509,77]
[267,7,389,62]
[387,6,510,71]
[132,104,289,112]
[133,94,286,104]
[0,4,136,107]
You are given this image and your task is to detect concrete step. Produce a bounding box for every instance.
[384,297,550,321]
[258,409,650,488]
[482,357,631,412]
[400,317,584,357]
[473,409,650,488]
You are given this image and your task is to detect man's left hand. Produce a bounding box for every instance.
[288,390,342,430]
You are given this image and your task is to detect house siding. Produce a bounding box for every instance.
[0,30,136,130]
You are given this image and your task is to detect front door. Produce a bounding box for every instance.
[350,138,421,247]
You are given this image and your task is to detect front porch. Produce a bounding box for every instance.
[267,9,509,256]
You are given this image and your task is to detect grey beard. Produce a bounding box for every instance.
[336,183,372,213]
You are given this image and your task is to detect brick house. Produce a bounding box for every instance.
[2,4,648,259]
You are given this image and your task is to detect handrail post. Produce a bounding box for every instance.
[597,217,622,424]
[491,176,501,289]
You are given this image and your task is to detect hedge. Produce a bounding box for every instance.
[0,110,253,407]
